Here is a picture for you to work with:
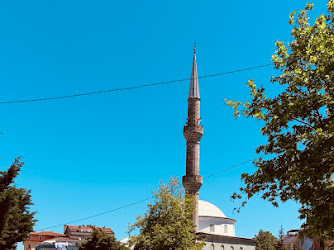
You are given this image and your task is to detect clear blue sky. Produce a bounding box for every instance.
[0,0,328,248]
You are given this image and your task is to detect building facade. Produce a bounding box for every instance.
[64,224,114,240]
[23,231,66,250]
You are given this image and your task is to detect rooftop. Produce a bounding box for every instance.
[30,231,65,237]
[65,225,114,234]
[198,200,226,218]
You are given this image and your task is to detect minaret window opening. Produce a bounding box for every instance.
[210,224,215,232]
[224,225,228,233]
[210,244,215,250]
[221,245,225,250]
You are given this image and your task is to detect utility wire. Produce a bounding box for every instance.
[37,154,263,231]
[203,155,264,179]
[0,63,272,104]
[38,197,152,231]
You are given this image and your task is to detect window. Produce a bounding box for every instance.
[210,244,215,250]
[210,224,215,232]
[224,225,228,233]
[240,248,243,250]
[230,246,234,250]
[221,245,224,250]
[39,235,42,240]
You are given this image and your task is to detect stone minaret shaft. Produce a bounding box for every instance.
[182,45,203,231]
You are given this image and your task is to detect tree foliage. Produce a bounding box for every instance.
[227,0,334,240]
[0,158,36,249]
[255,230,277,250]
[79,227,128,250]
[128,177,203,250]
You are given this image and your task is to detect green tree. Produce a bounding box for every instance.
[0,158,36,249]
[227,0,334,240]
[255,230,277,250]
[128,177,203,250]
[79,227,128,250]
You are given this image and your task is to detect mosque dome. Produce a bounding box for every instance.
[198,200,226,218]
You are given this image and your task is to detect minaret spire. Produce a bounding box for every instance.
[182,45,203,231]
[189,43,200,99]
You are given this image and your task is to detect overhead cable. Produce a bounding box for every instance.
[0,63,272,104]
[38,197,152,231]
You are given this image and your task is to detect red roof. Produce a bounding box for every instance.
[30,231,65,236]
[23,231,66,244]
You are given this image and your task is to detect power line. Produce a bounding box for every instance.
[203,155,264,179]
[38,197,152,231]
[0,63,272,104]
[36,154,262,231]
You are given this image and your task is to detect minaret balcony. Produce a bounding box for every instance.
[182,175,203,193]
[183,125,203,141]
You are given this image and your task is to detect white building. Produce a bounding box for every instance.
[197,200,255,250]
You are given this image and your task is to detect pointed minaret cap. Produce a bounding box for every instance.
[188,43,200,99]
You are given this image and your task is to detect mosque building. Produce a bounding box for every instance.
[183,45,256,250]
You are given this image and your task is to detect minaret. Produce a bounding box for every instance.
[182,44,203,231]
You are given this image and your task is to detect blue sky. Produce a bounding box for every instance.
[0,0,328,248]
